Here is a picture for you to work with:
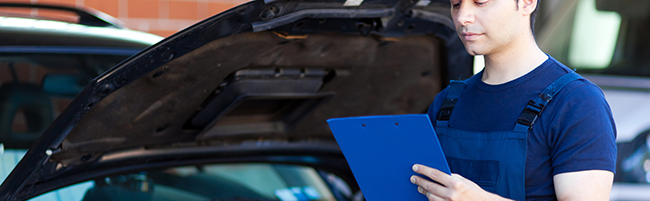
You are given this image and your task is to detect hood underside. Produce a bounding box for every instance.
[57,31,445,163]
[0,0,472,200]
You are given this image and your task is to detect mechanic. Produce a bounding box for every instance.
[409,0,617,200]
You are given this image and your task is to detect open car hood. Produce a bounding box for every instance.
[0,0,471,199]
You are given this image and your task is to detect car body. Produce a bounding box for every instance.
[0,0,472,200]
[534,0,650,200]
[0,1,162,192]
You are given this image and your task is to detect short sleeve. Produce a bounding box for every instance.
[546,82,617,175]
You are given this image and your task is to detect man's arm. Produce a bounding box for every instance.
[411,164,614,201]
[553,170,613,201]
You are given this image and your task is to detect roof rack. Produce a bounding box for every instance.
[0,2,125,28]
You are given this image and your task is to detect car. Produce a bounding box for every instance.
[534,0,650,200]
[0,0,473,200]
[0,1,162,190]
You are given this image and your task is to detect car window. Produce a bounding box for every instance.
[28,163,345,201]
[566,0,621,69]
[0,52,131,150]
[538,0,650,76]
[0,52,133,187]
[0,149,26,183]
[29,181,95,201]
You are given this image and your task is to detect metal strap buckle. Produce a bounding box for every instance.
[516,100,545,127]
[437,98,457,120]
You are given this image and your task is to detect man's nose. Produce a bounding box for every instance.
[456,3,475,26]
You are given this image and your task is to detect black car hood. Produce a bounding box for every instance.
[0,0,471,200]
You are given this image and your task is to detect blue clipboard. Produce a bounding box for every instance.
[327,114,450,201]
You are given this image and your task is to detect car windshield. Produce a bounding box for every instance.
[28,163,342,201]
[0,51,133,148]
[0,50,135,183]
[537,0,650,77]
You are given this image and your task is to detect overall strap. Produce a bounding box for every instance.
[436,80,467,127]
[513,72,582,132]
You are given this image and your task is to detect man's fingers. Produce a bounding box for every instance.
[412,164,492,201]
[412,164,452,186]
[411,175,450,199]
[417,186,446,201]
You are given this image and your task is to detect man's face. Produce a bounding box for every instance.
[450,0,527,56]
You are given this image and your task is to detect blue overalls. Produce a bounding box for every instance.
[434,72,582,200]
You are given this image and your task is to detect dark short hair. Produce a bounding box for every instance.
[516,0,540,34]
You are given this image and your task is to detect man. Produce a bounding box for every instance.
[409,0,617,200]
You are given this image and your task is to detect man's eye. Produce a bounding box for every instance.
[475,1,487,6]
[452,3,461,8]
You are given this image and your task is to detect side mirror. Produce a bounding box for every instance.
[596,0,650,19]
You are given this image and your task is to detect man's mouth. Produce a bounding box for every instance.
[462,32,483,41]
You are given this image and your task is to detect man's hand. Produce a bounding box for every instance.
[410,164,512,201]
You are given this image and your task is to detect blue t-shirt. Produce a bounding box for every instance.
[427,56,617,200]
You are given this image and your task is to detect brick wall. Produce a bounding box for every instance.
[9,0,249,37]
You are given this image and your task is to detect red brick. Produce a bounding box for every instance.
[150,29,177,37]
[128,0,159,18]
[37,9,79,23]
[37,0,77,6]
[197,1,209,19]
[5,0,32,3]
[169,1,198,20]
[229,0,249,6]
[84,0,120,17]
[0,8,32,17]
[0,1,78,23]
[208,2,234,16]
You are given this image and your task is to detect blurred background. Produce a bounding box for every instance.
[3,0,248,37]
[1,0,649,200]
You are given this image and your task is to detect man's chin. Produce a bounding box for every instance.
[462,45,484,56]
[464,46,488,56]
[465,50,483,56]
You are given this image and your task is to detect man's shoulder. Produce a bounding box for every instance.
[548,66,604,105]
[534,56,603,98]
[540,73,611,131]
[554,78,606,109]
[529,57,610,125]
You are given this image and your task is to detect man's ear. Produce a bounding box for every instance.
[520,0,538,16]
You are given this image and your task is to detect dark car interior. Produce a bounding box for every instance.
[0,54,130,149]
[0,72,53,149]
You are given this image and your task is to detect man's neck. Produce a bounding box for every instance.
[481,36,548,85]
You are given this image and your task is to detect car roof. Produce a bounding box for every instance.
[0,2,162,48]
